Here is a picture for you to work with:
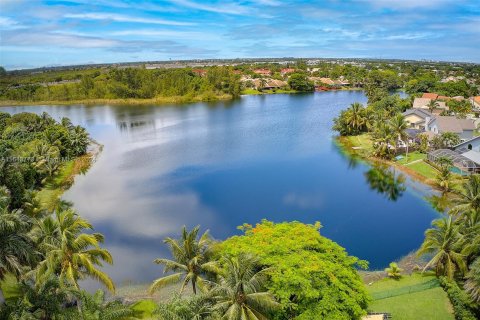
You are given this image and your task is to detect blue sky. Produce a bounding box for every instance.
[0,0,479,69]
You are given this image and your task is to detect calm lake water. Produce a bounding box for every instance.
[1,91,439,286]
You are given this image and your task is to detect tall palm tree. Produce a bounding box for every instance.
[372,121,395,159]
[389,113,408,156]
[211,254,280,320]
[417,217,467,279]
[427,100,440,113]
[452,175,480,215]
[0,186,37,280]
[465,257,480,303]
[150,225,214,295]
[68,125,89,156]
[345,102,366,134]
[435,167,455,193]
[35,209,115,292]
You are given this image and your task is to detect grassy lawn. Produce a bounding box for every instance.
[407,161,438,179]
[367,273,454,320]
[396,151,426,165]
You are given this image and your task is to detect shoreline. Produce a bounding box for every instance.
[336,135,440,191]
[0,94,233,107]
[0,88,368,107]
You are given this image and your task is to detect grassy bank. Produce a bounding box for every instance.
[36,149,96,211]
[336,134,440,186]
[367,273,454,320]
[0,94,233,106]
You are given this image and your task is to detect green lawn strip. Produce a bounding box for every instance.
[367,274,454,320]
[396,152,426,165]
[407,161,438,179]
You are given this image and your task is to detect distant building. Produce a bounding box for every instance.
[192,69,207,76]
[422,93,438,100]
[280,68,295,76]
[253,68,271,76]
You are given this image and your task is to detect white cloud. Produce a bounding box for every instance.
[0,16,25,30]
[64,12,195,26]
[168,0,249,15]
[359,0,455,9]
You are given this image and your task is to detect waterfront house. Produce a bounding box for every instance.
[470,96,480,110]
[426,116,476,141]
[402,109,432,130]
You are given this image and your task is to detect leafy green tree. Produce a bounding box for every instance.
[150,226,214,295]
[431,132,461,149]
[385,262,403,279]
[218,220,370,320]
[210,253,280,320]
[287,73,314,92]
[35,209,115,292]
[332,102,367,136]
[418,217,467,279]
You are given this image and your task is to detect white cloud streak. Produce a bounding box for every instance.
[64,12,195,26]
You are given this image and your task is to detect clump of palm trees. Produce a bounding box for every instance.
[333,98,410,160]
[0,185,118,318]
[150,226,280,319]
[418,175,480,304]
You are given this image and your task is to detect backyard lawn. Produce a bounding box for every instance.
[367,273,454,320]
[395,151,438,180]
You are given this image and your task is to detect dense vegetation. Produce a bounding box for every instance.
[147,221,370,320]
[0,67,241,102]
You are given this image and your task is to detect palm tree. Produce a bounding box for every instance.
[435,165,455,194]
[389,113,408,156]
[385,262,403,279]
[211,254,280,320]
[76,289,135,320]
[0,186,37,280]
[372,121,395,159]
[427,100,440,113]
[465,257,480,303]
[35,209,115,292]
[345,102,366,134]
[150,225,214,295]
[452,175,480,215]
[68,125,89,156]
[417,217,467,279]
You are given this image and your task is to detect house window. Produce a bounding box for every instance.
[468,144,473,150]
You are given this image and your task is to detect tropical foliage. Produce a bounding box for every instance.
[218,220,370,319]
[150,225,214,295]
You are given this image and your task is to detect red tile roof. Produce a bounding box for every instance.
[422,93,439,100]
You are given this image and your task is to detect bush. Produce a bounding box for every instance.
[438,277,478,320]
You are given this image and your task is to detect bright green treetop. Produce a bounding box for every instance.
[217,220,370,320]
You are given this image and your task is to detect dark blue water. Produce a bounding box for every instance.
[1,91,438,285]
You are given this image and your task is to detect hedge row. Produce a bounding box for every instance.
[438,277,478,320]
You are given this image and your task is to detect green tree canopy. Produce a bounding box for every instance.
[217,220,370,320]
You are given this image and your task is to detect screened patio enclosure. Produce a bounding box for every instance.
[427,149,480,174]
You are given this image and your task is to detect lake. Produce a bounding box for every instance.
[1,91,439,286]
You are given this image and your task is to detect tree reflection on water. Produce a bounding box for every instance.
[364,165,406,201]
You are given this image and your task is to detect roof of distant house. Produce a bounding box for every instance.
[429,116,476,133]
[403,108,432,118]
[413,98,447,110]
[280,68,295,74]
[253,68,271,75]
[422,93,438,100]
